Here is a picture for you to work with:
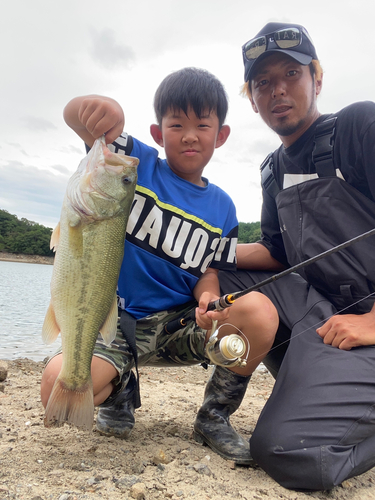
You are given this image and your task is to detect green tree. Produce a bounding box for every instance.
[238,221,261,243]
[0,209,53,256]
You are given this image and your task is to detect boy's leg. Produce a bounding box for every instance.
[131,304,257,464]
[96,302,206,439]
[41,325,136,438]
[191,289,278,465]
[96,370,138,439]
[219,269,293,378]
[40,353,118,408]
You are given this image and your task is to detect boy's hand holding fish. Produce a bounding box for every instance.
[64,95,125,147]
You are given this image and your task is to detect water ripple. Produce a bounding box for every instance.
[0,261,61,361]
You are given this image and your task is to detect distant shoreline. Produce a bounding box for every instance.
[0,252,54,265]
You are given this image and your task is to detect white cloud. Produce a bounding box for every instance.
[89,28,136,70]
[22,116,57,132]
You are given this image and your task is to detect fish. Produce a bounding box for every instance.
[42,135,138,430]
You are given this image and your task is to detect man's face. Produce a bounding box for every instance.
[250,53,322,147]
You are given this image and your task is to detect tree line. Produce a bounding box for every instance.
[0,209,54,256]
[238,221,261,243]
[0,209,261,256]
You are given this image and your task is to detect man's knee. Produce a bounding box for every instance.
[250,428,354,491]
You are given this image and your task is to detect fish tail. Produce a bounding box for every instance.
[44,377,94,430]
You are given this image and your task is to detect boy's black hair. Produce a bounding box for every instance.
[153,67,228,128]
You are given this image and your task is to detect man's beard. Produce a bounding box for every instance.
[271,118,303,137]
[270,87,316,138]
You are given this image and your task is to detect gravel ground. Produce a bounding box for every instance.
[1,359,375,500]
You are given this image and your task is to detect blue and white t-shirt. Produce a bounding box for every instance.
[108,134,238,319]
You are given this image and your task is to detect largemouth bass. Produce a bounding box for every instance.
[42,136,138,429]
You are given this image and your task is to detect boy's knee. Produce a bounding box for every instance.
[245,292,279,346]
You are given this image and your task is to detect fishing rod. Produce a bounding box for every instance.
[164,226,375,335]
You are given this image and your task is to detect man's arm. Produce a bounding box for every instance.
[63,95,125,147]
[236,242,285,271]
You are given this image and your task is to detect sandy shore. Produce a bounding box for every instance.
[1,358,375,499]
[0,252,54,265]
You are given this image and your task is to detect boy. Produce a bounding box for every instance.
[41,67,278,465]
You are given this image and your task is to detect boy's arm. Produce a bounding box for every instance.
[63,95,125,148]
[193,268,230,331]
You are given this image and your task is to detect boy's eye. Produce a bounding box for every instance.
[287,70,298,77]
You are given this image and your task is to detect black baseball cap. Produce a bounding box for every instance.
[242,22,318,83]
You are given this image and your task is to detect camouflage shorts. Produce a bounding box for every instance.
[53,302,210,380]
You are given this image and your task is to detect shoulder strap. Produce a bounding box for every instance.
[311,116,337,177]
[261,116,338,198]
[260,152,280,198]
[119,310,141,408]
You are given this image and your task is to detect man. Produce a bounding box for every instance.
[220,22,375,490]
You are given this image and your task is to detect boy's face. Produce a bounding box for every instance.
[250,53,322,147]
[150,107,230,186]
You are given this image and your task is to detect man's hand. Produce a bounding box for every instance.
[317,310,375,350]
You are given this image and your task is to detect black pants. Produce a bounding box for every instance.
[220,270,375,491]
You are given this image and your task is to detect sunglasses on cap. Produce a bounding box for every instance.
[243,27,308,61]
[242,25,317,82]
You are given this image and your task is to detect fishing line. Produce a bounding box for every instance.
[244,290,375,366]
[165,227,375,335]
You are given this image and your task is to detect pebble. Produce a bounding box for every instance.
[341,480,353,488]
[58,494,73,500]
[0,361,8,382]
[193,463,213,476]
[115,475,141,491]
[152,449,170,465]
[130,482,146,499]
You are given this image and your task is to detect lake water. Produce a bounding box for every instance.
[0,260,61,361]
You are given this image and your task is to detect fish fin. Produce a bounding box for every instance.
[99,295,118,346]
[44,376,94,430]
[42,302,60,345]
[50,222,61,251]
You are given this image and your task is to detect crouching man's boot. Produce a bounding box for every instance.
[193,365,254,465]
[96,371,137,439]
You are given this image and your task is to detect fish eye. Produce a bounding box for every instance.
[121,176,132,185]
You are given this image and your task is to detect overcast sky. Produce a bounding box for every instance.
[1,0,374,228]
